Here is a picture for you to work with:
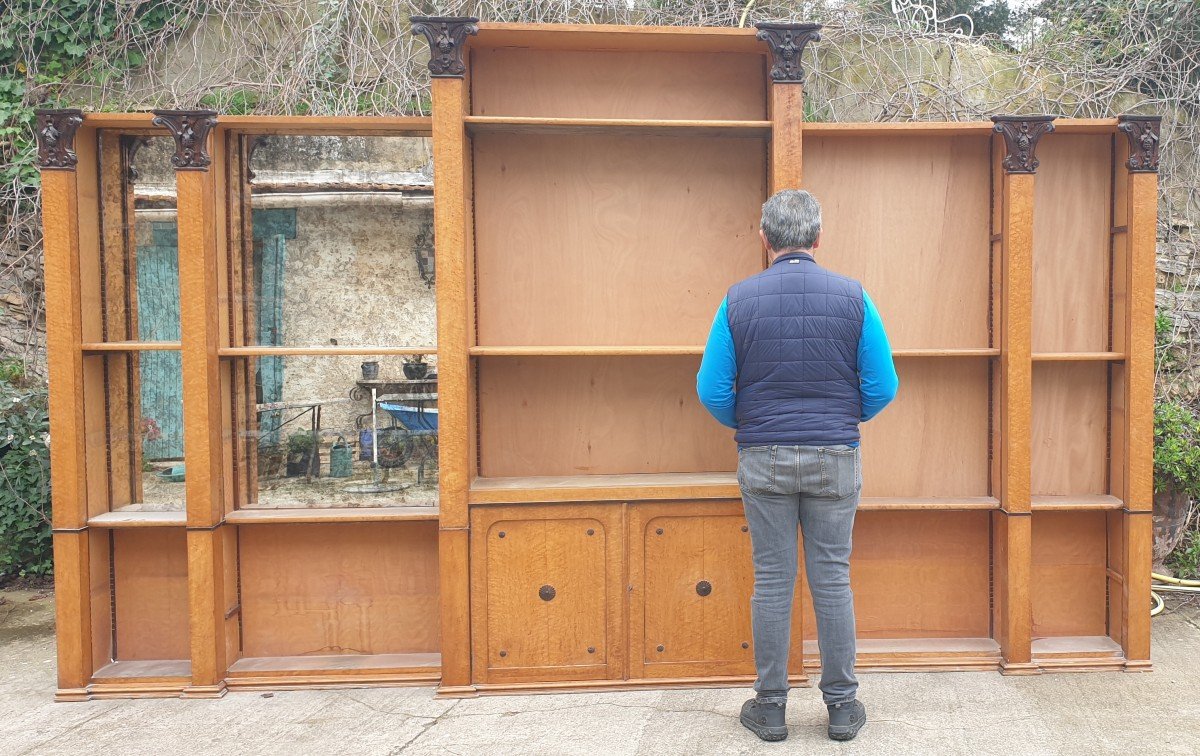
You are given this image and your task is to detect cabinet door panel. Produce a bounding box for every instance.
[471,505,623,685]
[642,514,754,674]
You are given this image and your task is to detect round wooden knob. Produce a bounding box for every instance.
[587,646,595,654]
[539,584,556,601]
[499,650,507,658]
[656,528,664,535]
[586,528,594,536]
[656,644,665,652]
[498,531,506,538]
[742,642,750,649]
[696,580,712,597]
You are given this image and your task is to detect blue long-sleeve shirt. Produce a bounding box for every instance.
[696,290,899,435]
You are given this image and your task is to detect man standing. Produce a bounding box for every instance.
[697,189,898,743]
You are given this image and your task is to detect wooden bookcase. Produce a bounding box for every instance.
[37,20,1158,700]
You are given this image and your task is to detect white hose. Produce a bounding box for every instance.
[1151,591,1165,616]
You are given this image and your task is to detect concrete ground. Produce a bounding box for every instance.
[2,589,1199,755]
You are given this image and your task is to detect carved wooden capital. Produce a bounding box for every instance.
[151,109,218,171]
[1118,115,1161,173]
[411,16,479,78]
[755,22,822,84]
[990,115,1056,174]
[34,109,84,171]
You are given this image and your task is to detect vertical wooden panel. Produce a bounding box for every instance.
[430,74,473,690]
[51,532,93,699]
[88,529,113,674]
[1031,363,1109,496]
[1031,135,1111,353]
[113,529,190,660]
[238,523,440,657]
[769,84,803,191]
[1031,511,1107,637]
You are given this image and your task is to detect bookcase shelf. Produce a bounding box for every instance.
[464,116,771,138]
[469,346,999,357]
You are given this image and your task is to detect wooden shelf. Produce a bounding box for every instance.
[474,22,763,54]
[227,653,440,677]
[225,506,439,524]
[801,119,1116,137]
[82,341,181,352]
[472,345,704,356]
[470,346,997,357]
[465,116,771,138]
[803,637,1001,671]
[89,510,186,528]
[471,472,738,504]
[1031,495,1123,511]
[91,659,191,681]
[218,346,435,357]
[470,474,999,509]
[893,349,999,358]
[1032,352,1124,362]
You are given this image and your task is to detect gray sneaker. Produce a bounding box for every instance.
[740,697,788,741]
[827,699,866,741]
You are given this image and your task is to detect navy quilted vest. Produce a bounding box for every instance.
[727,252,865,446]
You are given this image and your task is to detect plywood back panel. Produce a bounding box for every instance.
[238,522,439,657]
[473,133,764,346]
[478,356,737,477]
[1032,362,1108,496]
[802,136,991,350]
[1032,511,1108,637]
[470,48,767,120]
[801,511,991,639]
[112,529,189,661]
[861,358,991,497]
[1032,134,1112,353]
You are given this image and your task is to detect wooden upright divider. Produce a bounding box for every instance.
[990,115,1054,674]
[413,15,479,695]
[41,23,1158,701]
[151,110,231,698]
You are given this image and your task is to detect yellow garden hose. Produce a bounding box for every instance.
[1152,572,1200,587]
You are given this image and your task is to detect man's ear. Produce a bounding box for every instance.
[811,232,821,251]
[759,228,770,253]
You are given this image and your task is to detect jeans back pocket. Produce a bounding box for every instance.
[737,446,778,495]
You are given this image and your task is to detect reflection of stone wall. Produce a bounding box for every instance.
[273,198,436,435]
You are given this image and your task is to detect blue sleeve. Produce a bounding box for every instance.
[858,290,899,422]
[696,297,738,429]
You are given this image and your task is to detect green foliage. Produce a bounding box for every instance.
[1166,530,1200,579]
[1154,401,1200,498]
[287,430,316,455]
[0,382,51,578]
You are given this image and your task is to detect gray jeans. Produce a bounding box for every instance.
[737,444,860,705]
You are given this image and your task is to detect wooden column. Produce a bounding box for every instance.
[153,110,230,697]
[37,109,96,700]
[1115,114,1159,671]
[756,22,821,686]
[413,15,479,695]
[990,115,1055,674]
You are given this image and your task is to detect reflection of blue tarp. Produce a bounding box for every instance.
[379,403,439,431]
[138,221,184,460]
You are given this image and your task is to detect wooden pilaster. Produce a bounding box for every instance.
[414,15,479,694]
[153,109,230,697]
[1116,114,1160,670]
[991,115,1054,674]
[37,109,96,699]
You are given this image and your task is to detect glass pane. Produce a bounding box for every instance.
[89,134,180,344]
[237,135,435,349]
[84,352,186,514]
[231,354,438,509]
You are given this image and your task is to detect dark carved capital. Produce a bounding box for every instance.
[991,115,1056,174]
[34,109,85,171]
[411,16,479,78]
[151,109,218,171]
[755,22,822,84]
[1118,115,1161,173]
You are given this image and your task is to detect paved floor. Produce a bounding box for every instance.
[2,588,1198,755]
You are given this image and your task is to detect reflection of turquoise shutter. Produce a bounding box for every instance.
[251,209,296,445]
[137,222,185,460]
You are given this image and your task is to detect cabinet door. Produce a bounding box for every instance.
[630,502,803,680]
[470,505,623,684]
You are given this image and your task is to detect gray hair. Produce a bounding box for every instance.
[760,189,822,251]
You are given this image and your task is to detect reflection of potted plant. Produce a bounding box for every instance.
[286,430,317,477]
[361,360,380,380]
[403,354,429,379]
[259,441,285,478]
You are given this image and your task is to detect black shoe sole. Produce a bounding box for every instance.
[828,719,865,741]
[741,713,788,742]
